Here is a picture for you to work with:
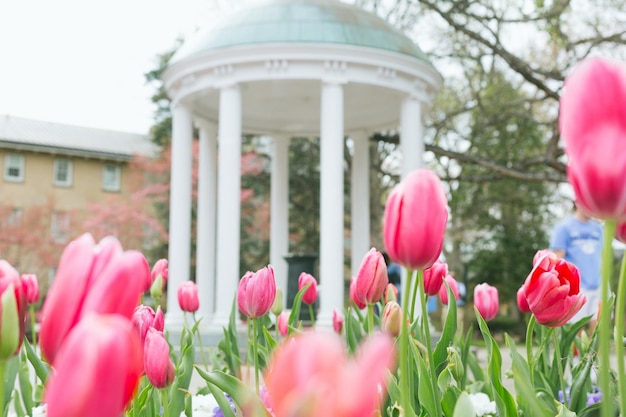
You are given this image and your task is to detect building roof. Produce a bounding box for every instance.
[171,0,431,65]
[0,115,158,161]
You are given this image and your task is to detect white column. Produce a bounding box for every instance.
[400,95,424,177]
[195,120,218,323]
[166,103,193,327]
[270,135,290,305]
[212,84,242,326]
[350,131,370,277]
[318,81,345,326]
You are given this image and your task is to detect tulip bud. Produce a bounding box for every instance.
[381,301,402,337]
[21,274,39,305]
[474,283,499,322]
[332,309,343,335]
[298,273,318,305]
[277,311,289,337]
[354,248,388,305]
[150,274,164,299]
[446,346,464,381]
[349,277,366,309]
[177,281,199,313]
[150,259,168,289]
[439,275,459,306]
[0,284,20,360]
[383,283,398,304]
[132,305,165,344]
[237,266,277,319]
[144,328,175,389]
[423,259,448,296]
[271,289,284,316]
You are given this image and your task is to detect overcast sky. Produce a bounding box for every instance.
[0,0,245,134]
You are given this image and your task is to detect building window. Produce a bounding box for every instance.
[4,153,24,182]
[51,211,71,243]
[53,158,73,187]
[102,164,121,192]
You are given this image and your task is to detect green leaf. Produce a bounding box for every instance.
[288,283,310,328]
[0,286,19,359]
[452,392,476,417]
[167,330,195,417]
[434,283,457,374]
[194,368,272,417]
[206,384,237,417]
[23,338,49,385]
[416,353,437,417]
[17,351,32,415]
[12,394,25,417]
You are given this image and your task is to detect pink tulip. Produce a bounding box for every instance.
[298,272,318,305]
[150,259,168,292]
[381,301,402,337]
[21,274,39,305]
[516,285,531,313]
[237,266,277,319]
[277,311,289,337]
[559,57,626,220]
[0,261,26,355]
[177,281,199,313]
[423,259,448,296]
[39,234,149,364]
[144,328,175,389]
[522,255,586,327]
[44,314,143,417]
[354,248,389,305]
[349,277,366,309]
[617,221,626,244]
[332,309,343,335]
[383,169,448,270]
[383,283,398,304]
[265,331,395,417]
[132,305,165,344]
[474,283,499,321]
[532,249,557,266]
[439,274,459,306]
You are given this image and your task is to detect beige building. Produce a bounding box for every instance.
[0,114,159,286]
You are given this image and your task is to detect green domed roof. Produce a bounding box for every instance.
[171,0,431,64]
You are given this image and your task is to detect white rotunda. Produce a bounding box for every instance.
[162,0,442,328]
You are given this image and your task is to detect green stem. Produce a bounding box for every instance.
[308,304,316,327]
[552,330,567,407]
[0,360,5,417]
[418,268,442,417]
[367,304,375,334]
[253,318,260,395]
[599,220,615,417]
[400,269,415,416]
[525,315,536,386]
[615,248,626,417]
[192,313,209,371]
[29,305,37,389]
[409,269,420,322]
[160,388,169,417]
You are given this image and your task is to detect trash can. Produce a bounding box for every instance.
[284,253,318,321]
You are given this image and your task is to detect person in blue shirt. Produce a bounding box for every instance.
[549,201,603,332]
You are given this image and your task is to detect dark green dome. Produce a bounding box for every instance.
[171,0,431,64]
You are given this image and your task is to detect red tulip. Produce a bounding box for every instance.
[332,309,343,335]
[381,301,402,337]
[237,266,277,319]
[277,311,289,337]
[423,259,448,296]
[349,277,366,309]
[132,305,165,344]
[298,272,318,305]
[177,281,199,313]
[559,57,626,220]
[383,169,448,270]
[532,249,557,266]
[39,234,149,364]
[439,274,459,306]
[474,283,499,321]
[617,221,626,244]
[21,274,39,305]
[45,314,143,417]
[0,261,26,356]
[523,254,586,327]
[517,286,531,314]
[265,331,395,417]
[144,328,175,389]
[354,248,389,305]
